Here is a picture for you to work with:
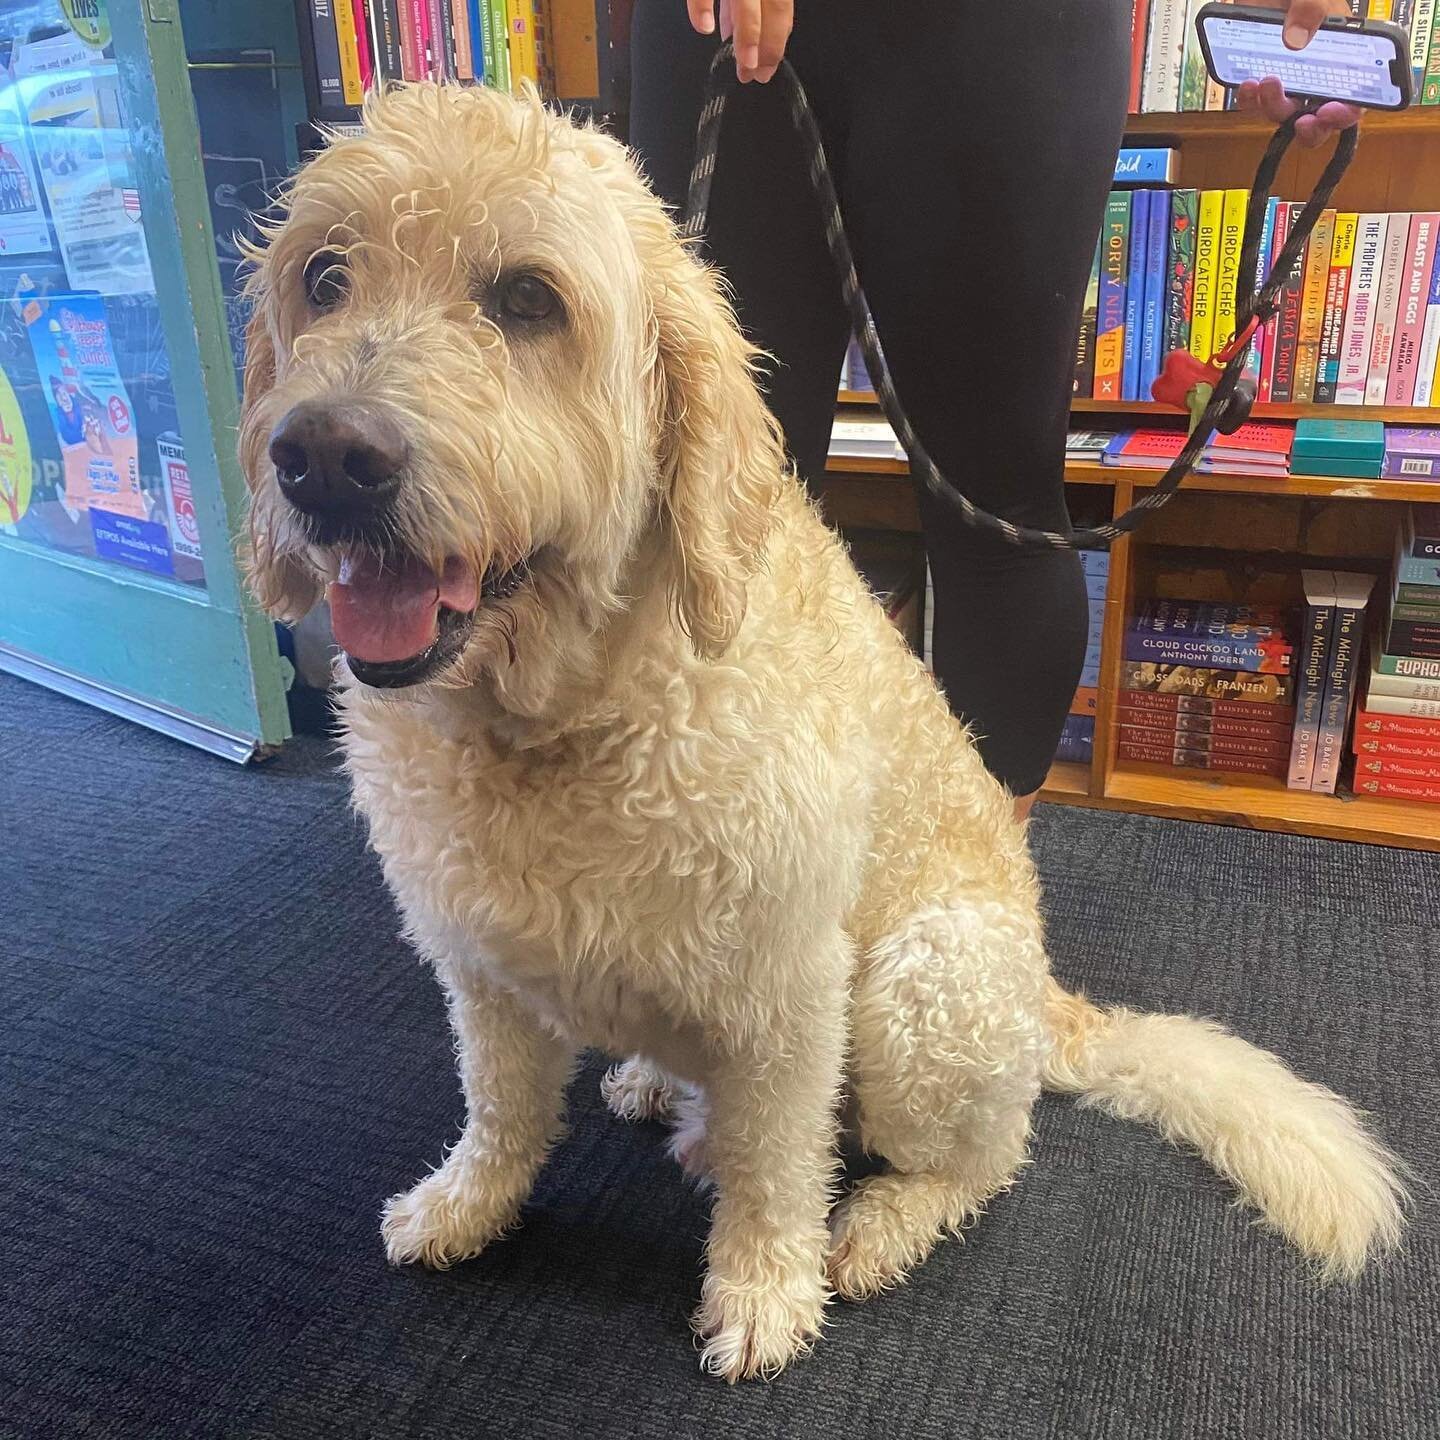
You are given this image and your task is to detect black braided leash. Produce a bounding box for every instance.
[681,43,1360,551]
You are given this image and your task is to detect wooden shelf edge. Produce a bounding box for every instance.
[1124,108,1440,139]
[1068,461,1440,503]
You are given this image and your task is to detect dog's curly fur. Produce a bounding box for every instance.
[239,83,1406,1381]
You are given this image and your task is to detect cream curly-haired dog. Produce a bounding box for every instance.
[239,83,1404,1380]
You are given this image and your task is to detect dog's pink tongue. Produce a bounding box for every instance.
[329,554,479,664]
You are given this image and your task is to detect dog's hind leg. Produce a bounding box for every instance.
[829,899,1049,1300]
[382,960,575,1268]
[601,1055,681,1123]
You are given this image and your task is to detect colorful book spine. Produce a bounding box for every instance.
[1119,721,1291,759]
[1178,0,1211,110]
[309,0,347,110]
[1119,687,1296,722]
[453,0,475,77]
[374,0,405,78]
[1120,660,1294,703]
[1119,706,1292,742]
[1354,776,1440,800]
[507,0,540,88]
[1270,204,1308,404]
[1388,213,1440,404]
[1141,0,1188,111]
[422,0,444,77]
[1361,693,1440,717]
[1140,189,1170,400]
[1189,190,1223,362]
[352,0,375,88]
[1365,215,1410,404]
[1075,238,1101,397]
[1128,0,1150,113]
[1336,214,1389,404]
[1213,188,1248,358]
[1293,209,1335,404]
[1377,651,1440,677]
[1413,0,1436,90]
[1316,213,1358,404]
[1312,574,1374,793]
[1415,227,1440,405]
[1288,570,1336,789]
[397,0,421,78]
[1369,670,1440,700]
[1125,601,1292,673]
[1165,189,1198,358]
[333,0,366,102]
[1123,190,1150,402]
[1250,198,1281,394]
[1095,192,1131,401]
[1355,754,1440,779]
[1117,738,1288,777]
[489,0,512,90]
[1425,21,1440,103]
[1354,733,1440,759]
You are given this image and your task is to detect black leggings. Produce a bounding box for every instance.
[630,0,1129,796]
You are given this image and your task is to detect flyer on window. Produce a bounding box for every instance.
[0,87,51,260]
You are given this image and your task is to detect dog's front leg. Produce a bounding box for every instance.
[382,962,573,1268]
[694,942,849,1382]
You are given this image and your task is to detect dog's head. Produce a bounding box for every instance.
[239,83,782,701]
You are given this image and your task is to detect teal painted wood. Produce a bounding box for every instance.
[0,0,290,752]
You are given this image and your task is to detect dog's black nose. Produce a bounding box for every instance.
[268,402,407,519]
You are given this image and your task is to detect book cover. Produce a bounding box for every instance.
[1095,192,1131,401]
[1387,214,1440,404]
[1287,569,1337,789]
[424,0,447,77]
[1312,571,1376,792]
[1249,198,1281,394]
[1354,732,1440,759]
[1189,190,1224,361]
[1074,237,1101,397]
[375,0,405,78]
[1316,212,1359,404]
[487,0,511,90]
[507,0,540,88]
[468,0,489,82]
[1126,600,1293,674]
[1377,649,1440,677]
[1356,706,1440,733]
[1353,776,1440,800]
[1293,209,1336,404]
[397,0,421,78]
[1121,660,1295,703]
[1365,215,1411,404]
[1270,203,1308,404]
[1414,227,1440,404]
[452,0,474,77]
[1119,721,1292,759]
[1141,188,1170,399]
[1368,669,1440,700]
[1213,189,1249,359]
[1337,214,1390,404]
[333,0,366,101]
[1117,737,1289,777]
[1121,687,1297,722]
[1165,189,1198,358]
[1128,0,1150,113]
[351,0,374,88]
[1141,0,1188,111]
[1118,702,1293,740]
[1413,0,1436,90]
[308,0,347,110]
[1123,189,1150,402]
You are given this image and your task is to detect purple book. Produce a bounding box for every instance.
[1383,427,1440,480]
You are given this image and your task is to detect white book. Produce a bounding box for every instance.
[1365,216,1410,405]
[829,420,898,458]
[1335,214,1390,405]
[1141,0,1188,112]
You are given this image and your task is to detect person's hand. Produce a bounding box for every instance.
[687,0,794,83]
[1234,0,1362,147]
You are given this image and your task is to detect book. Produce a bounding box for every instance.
[1179,0,1212,110]
[1336,214,1390,404]
[1312,571,1376,793]
[397,0,421,78]
[1355,706,1440,734]
[1288,569,1337,789]
[1353,732,1440,759]
[1316,212,1359,404]
[1117,737,1288,777]
[1126,600,1293,674]
[1115,147,1178,184]
[1213,189,1249,358]
[1205,422,1294,468]
[1382,428,1440,479]
[452,0,475,78]
[1365,215,1411,404]
[1293,209,1336,404]
[1250,198,1282,395]
[1165,189,1198,358]
[1353,753,1440,779]
[1120,720,1292,759]
[1128,0,1150,113]
[1121,660,1294,703]
[1119,686,1296,723]
[1095,193,1131,401]
[351,0,374,88]
[1118,702,1293,741]
[1376,649,1440,677]
[1103,429,1187,467]
[1269,203,1308,404]
[488,0,511,90]
[374,0,405,78]
[1413,0,1436,91]
[507,0,540,88]
[334,0,366,101]
[1415,235,1440,405]
[1353,776,1440,800]
[1387,215,1439,404]
[1368,669,1440,700]
[1123,190,1150,402]
[1074,239,1101,397]
[308,0,347,110]
[1425,20,1440,104]
[1386,616,1440,656]
[1189,189,1223,362]
[1140,189,1170,400]
[1141,0,1188,111]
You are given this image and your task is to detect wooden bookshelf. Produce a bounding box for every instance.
[1124,108,1440,140]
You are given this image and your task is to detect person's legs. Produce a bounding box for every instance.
[629,0,851,488]
[832,0,1130,801]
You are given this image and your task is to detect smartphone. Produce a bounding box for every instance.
[1196,2,1412,110]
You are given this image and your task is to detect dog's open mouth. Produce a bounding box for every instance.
[328,550,528,689]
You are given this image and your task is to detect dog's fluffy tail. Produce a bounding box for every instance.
[1041,980,1407,1278]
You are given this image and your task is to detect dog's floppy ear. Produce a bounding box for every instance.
[649,239,785,659]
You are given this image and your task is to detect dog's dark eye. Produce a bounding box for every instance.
[498,274,561,324]
[304,249,348,311]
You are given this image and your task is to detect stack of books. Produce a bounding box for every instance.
[1129,0,1440,114]
[1057,549,1111,765]
[1354,506,1440,802]
[1286,570,1377,793]
[1075,192,1440,410]
[1118,600,1297,776]
[829,419,902,461]
[1383,427,1440,480]
[1101,422,1293,476]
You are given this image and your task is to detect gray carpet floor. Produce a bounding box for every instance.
[3,670,1437,1439]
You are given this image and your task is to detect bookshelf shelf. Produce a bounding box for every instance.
[1044,761,1093,799]
[1123,109,1440,140]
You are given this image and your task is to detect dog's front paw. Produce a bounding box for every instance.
[601,1058,679,1123]
[381,1166,517,1269]
[694,1265,828,1381]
